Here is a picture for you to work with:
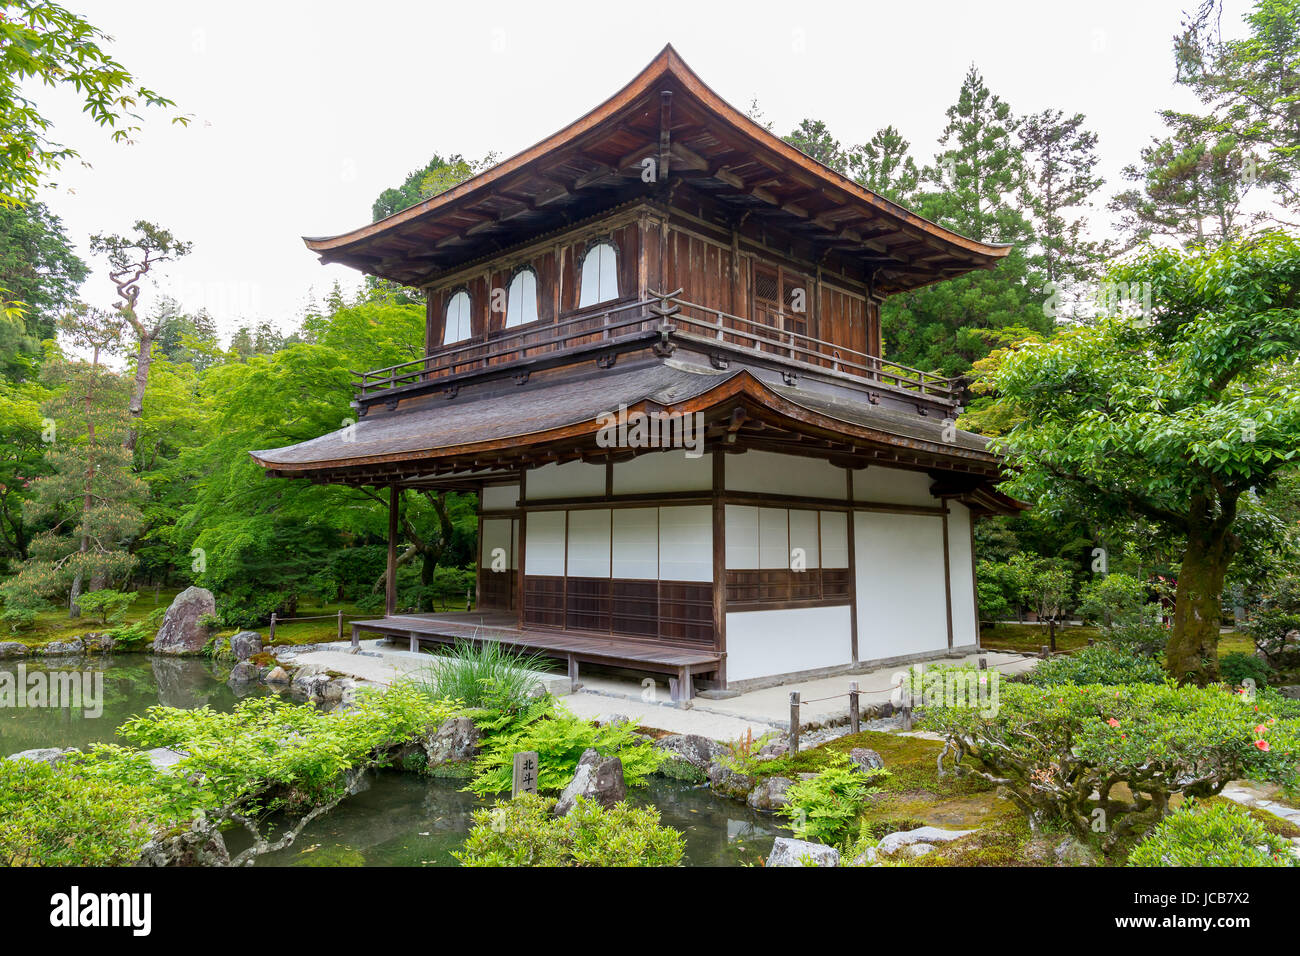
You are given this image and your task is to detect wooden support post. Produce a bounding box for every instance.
[789,691,801,755]
[350,622,360,650]
[567,653,580,694]
[269,612,276,644]
[678,666,692,702]
[410,632,418,653]
[385,484,399,618]
[337,609,344,643]
[668,677,680,702]
[901,698,913,732]
[848,681,860,735]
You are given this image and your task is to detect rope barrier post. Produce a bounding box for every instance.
[978,656,987,671]
[269,612,276,644]
[337,609,344,642]
[1040,645,1050,659]
[789,692,800,755]
[848,681,860,736]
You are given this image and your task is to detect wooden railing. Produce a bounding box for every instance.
[353,294,959,404]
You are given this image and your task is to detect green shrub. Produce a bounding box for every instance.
[454,793,685,866]
[778,754,889,847]
[0,758,161,866]
[1101,621,1168,658]
[1076,573,1162,628]
[926,682,1300,851]
[1221,651,1273,688]
[467,700,664,796]
[1242,608,1300,670]
[1022,643,1168,686]
[1128,801,1297,867]
[105,607,164,649]
[412,639,547,711]
[74,589,137,626]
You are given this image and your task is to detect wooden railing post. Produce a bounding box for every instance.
[849,681,860,735]
[789,691,801,755]
[337,609,344,642]
[269,612,276,644]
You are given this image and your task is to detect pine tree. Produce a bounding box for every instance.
[0,309,145,617]
[881,66,1048,376]
[849,126,920,204]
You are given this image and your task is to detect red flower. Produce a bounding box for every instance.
[1256,740,1270,752]
[1255,724,1268,736]
[1107,717,1120,728]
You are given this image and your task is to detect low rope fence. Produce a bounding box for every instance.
[782,651,1042,755]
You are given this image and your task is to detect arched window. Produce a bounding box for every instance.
[578,241,619,308]
[505,267,538,328]
[443,290,472,344]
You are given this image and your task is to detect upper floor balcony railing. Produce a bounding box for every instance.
[353,294,960,405]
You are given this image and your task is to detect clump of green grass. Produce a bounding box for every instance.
[411,639,549,711]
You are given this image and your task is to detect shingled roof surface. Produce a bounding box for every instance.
[250,361,991,471]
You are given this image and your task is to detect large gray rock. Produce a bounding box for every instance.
[4,747,76,767]
[229,630,263,661]
[654,733,727,771]
[747,775,793,812]
[227,661,261,685]
[424,717,480,767]
[848,748,885,772]
[81,633,115,654]
[0,641,27,659]
[706,759,756,801]
[40,638,84,656]
[554,748,626,816]
[264,666,290,685]
[877,825,977,856]
[766,837,840,867]
[152,586,216,655]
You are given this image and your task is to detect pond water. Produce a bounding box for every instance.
[1,655,786,866]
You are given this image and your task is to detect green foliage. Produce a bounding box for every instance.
[989,234,1300,683]
[467,700,664,796]
[1021,643,1169,686]
[411,639,546,711]
[1128,799,1297,867]
[1076,573,1161,628]
[74,588,136,626]
[927,681,1300,849]
[1102,621,1171,659]
[1242,580,1300,669]
[778,753,889,847]
[1220,651,1274,688]
[0,758,159,866]
[104,606,164,649]
[454,793,684,867]
[0,2,186,207]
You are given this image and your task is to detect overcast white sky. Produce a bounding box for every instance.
[31,0,1254,342]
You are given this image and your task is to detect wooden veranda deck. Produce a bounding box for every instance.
[350,611,720,699]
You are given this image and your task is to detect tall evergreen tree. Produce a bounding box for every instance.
[849,126,920,204]
[784,119,849,173]
[881,66,1047,376]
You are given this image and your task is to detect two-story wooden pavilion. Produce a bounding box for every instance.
[251,45,1021,696]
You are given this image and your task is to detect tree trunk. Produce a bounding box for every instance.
[124,331,154,454]
[1166,521,1235,684]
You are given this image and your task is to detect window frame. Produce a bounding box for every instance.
[442,286,473,345]
[577,238,621,309]
[503,264,541,330]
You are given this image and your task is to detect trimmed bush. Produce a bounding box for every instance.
[1021,643,1167,686]
[926,682,1300,850]
[1221,651,1273,689]
[1128,801,1297,867]
[454,793,684,866]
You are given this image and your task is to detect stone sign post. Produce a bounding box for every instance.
[512,750,539,797]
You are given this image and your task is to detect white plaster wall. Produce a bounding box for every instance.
[526,461,605,500]
[853,467,936,506]
[613,451,712,495]
[726,605,854,682]
[947,503,978,648]
[658,505,712,581]
[480,518,516,570]
[854,511,949,660]
[612,508,658,579]
[480,483,519,511]
[727,450,847,500]
[524,511,566,576]
[566,509,611,578]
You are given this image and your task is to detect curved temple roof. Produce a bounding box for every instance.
[304,45,1011,295]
